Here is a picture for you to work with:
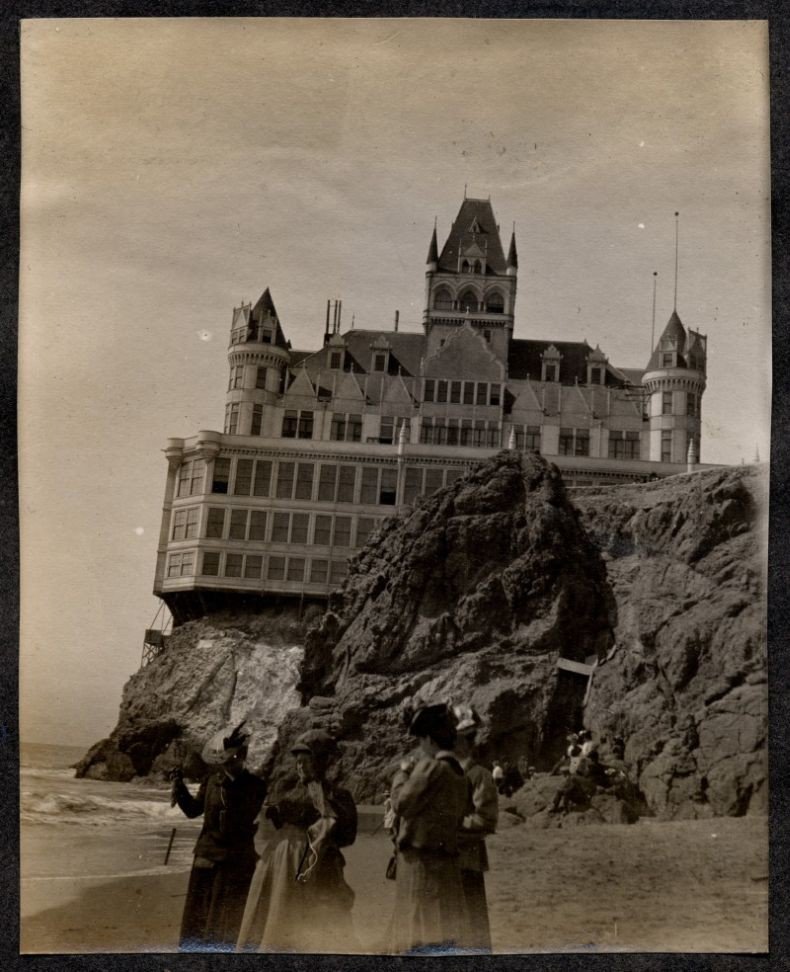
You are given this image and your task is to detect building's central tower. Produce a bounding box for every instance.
[424,197,517,364]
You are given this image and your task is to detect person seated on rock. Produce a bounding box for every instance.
[491,760,504,788]
[236,730,357,953]
[171,721,267,952]
[388,702,469,954]
[452,704,498,952]
[548,748,598,814]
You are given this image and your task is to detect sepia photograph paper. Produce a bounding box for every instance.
[19,17,770,955]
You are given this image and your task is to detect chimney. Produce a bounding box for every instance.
[394,310,400,332]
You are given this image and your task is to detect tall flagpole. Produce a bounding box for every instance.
[673,211,680,310]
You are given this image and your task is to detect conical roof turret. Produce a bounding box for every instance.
[646,309,688,370]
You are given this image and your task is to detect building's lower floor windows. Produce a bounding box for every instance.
[172,506,199,540]
[166,552,195,577]
[608,430,640,460]
[201,551,220,576]
[559,428,590,457]
[310,559,328,583]
[360,465,398,505]
[267,555,285,580]
[403,464,465,505]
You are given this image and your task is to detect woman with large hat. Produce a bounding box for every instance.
[172,721,267,951]
[236,729,357,952]
[388,702,470,954]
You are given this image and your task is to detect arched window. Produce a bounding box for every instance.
[461,259,471,273]
[474,260,483,274]
[458,289,479,312]
[486,290,505,314]
[433,286,454,311]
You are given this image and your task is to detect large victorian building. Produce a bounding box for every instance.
[154,197,710,624]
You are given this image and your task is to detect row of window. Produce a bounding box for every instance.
[208,457,400,506]
[423,379,501,407]
[197,507,380,549]
[662,391,700,416]
[168,550,348,585]
[432,286,505,313]
[419,418,501,448]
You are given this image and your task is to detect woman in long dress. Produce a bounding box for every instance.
[236,729,357,953]
[172,722,267,951]
[388,703,470,954]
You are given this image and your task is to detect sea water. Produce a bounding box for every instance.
[21,742,200,918]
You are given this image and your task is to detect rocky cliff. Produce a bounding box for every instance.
[77,453,767,819]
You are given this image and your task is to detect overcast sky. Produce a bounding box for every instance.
[19,18,770,747]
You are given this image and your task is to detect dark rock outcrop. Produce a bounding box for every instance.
[574,466,767,818]
[277,452,616,801]
[77,453,767,822]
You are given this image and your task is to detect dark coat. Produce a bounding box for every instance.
[174,769,267,951]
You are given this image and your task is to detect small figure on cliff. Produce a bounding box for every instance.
[452,704,498,952]
[236,730,357,953]
[388,702,470,954]
[172,721,267,952]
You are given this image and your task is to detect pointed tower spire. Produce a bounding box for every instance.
[507,229,518,272]
[650,271,658,355]
[426,223,439,268]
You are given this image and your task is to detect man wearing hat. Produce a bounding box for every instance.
[453,704,498,952]
[388,702,470,954]
[171,721,267,951]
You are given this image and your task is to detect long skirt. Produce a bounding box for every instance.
[389,848,465,954]
[236,824,355,953]
[178,856,256,951]
[460,868,492,952]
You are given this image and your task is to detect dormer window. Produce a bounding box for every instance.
[541,345,562,382]
[373,352,388,373]
[589,367,603,385]
[329,350,343,370]
[662,352,674,368]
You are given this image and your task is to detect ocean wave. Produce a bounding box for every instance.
[21,791,182,827]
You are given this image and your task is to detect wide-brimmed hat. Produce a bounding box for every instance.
[408,703,455,739]
[201,721,249,766]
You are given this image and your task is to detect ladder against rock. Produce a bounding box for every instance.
[556,655,599,707]
[140,600,173,668]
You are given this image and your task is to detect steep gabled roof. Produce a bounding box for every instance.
[251,288,289,350]
[438,198,508,275]
[507,339,630,387]
[646,310,689,370]
[340,330,426,377]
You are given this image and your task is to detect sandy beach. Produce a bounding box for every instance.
[21,813,767,954]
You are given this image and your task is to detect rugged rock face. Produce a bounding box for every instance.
[574,466,767,818]
[279,451,616,801]
[75,607,312,781]
[78,452,767,821]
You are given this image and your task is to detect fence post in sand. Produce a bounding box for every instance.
[164,827,177,866]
